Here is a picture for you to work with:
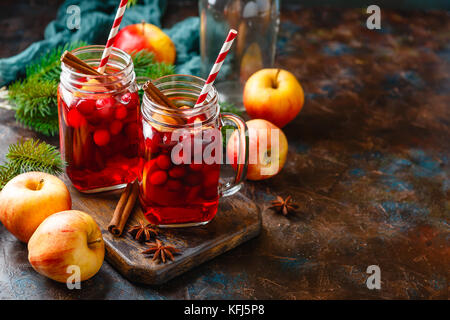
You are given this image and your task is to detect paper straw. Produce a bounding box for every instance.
[194,29,238,108]
[98,0,128,73]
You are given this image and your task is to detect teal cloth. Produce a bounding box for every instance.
[0,0,200,86]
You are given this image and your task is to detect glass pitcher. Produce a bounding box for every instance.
[199,0,280,107]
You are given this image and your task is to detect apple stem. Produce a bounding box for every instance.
[37,178,44,190]
[273,69,281,89]
[141,20,145,37]
[88,238,102,246]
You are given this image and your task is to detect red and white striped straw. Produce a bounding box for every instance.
[98,0,128,73]
[194,29,238,108]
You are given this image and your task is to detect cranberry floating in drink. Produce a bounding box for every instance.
[58,46,140,192]
[138,75,248,227]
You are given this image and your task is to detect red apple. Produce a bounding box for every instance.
[0,172,72,243]
[243,69,304,128]
[227,119,288,181]
[28,210,105,283]
[115,23,176,64]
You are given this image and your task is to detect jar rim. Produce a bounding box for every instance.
[60,45,135,94]
[141,74,220,128]
[61,45,133,79]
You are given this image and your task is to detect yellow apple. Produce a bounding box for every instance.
[0,172,71,243]
[227,119,288,181]
[28,210,105,283]
[243,69,304,128]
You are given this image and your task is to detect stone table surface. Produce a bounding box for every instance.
[0,5,449,299]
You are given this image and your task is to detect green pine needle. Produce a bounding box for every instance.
[132,49,175,79]
[9,79,59,136]
[219,101,244,117]
[0,163,20,190]
[0,139,64,190]
[127,0,138,7]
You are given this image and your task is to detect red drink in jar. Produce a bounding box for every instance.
[140,122,221,226]
[58,46,140,192]
[138,75,248,227]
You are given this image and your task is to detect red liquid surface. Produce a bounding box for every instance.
[138,119,221,226]
[58,87,140,192]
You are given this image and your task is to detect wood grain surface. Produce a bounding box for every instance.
[66,178,261,285]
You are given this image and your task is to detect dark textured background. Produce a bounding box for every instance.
[0,0,448,299]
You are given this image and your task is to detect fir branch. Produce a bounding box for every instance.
[9,79,59,136]
[0,163,19,190]
[6,139,64,174]
[9,79,57,118]
[0,139,64,190]
[8,42,86,136]
[26,41,88,82]
[127,0,138,7]
[219,101,244,117]
[15,107,59,137]
[132,49,175,79]
[132,49,156,69]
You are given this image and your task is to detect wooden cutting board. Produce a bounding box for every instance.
[65,177,262,285]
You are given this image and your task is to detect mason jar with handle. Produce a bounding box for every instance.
[138,74,248,227]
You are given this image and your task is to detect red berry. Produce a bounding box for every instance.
[96,97,115,119]
[203,168,220,187]
[150,170,168,185]
[110,120,123,135]
[115,105,127,120]
[169,166,186,178]
[149,131,161,148]
[93,129,110,146]
[76,99,96,115]
[121,92,132,103]
[67,109,86,128]
[167,179,182,191]
[185,173,201,186]
[96,97,115,109]
[156,154,171,170]
[186,185,202,202]
[121,92,139,107]
[144,138,160,154]
[189,163,203,171]
[125,123,140,142]
[143,159,159,178]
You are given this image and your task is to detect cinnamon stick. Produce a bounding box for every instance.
[61,51,102,76]
[108,180,139,236]
[142,80,178,109]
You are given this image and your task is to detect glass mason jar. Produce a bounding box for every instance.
[58,45,141,193]
[139,75,248,227]
[199,0,280,106]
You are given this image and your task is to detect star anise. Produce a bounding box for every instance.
[269,195,298,216]
[128,220,158,242]
[142,239,181,264]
